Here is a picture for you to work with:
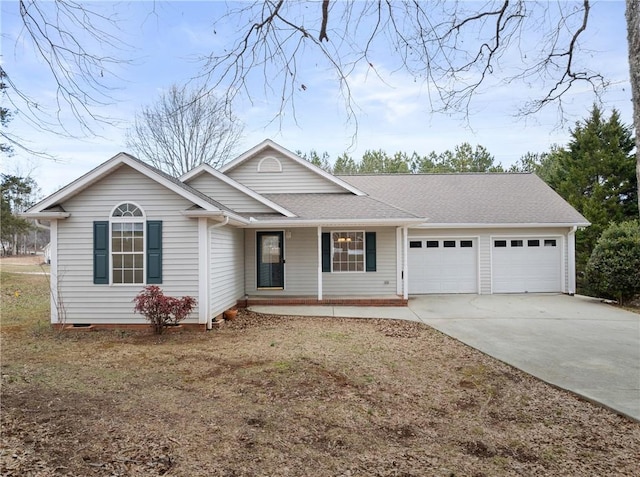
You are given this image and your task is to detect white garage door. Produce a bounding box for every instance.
[408,238,477,294]
[492,237,562,293]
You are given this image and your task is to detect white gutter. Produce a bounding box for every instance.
[243,218,427,228]
[19,212,70,220]
[412,222,591,229]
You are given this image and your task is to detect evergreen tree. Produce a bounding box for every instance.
[298,149,332,172]
[333,153,358,174]
[386,152,411,173]
[1,174,37,255]
[416,143,503,173]
[359,150,388,173]
[544,106,637,286]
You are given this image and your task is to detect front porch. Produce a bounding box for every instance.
[240,295,408,307]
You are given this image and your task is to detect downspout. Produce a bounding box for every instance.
[210,216,230,229]
[35,219,51,231]
[567,226,577,296]
[204,216,230,330]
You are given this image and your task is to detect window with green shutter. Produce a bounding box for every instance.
[321,231,376,273]
[94,203,162,285]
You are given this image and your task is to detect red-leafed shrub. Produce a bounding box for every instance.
[133,285,196,334]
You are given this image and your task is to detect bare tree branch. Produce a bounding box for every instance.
[199,0,605,130]
[6,1,131,140]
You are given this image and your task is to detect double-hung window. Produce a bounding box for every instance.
[111,203,145,284]
[94,203,162,285]
[332,231,365,272]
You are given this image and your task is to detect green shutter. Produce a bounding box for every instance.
[93,221,109,284]
[321,232,331,272]
[147,221,163,284]
[365,232,376,272]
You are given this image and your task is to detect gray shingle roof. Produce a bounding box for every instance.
[338,173,589,225]
[262,194,422,220]
[120,153,236,214]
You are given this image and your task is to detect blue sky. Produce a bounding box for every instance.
[1,1,633,197]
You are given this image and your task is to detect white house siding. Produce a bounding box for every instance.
[323,228,398,296]
[185,173,275,214]
[244,228,318,295]
[407,227,571,294]
[245,227,397,297]
[227,148,346,194]
[55,165,201,325]
[209,225,245,317]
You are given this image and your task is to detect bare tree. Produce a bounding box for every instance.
[199,0,638,216]
[125,84,244,176]
[202,1,605,122]
[2,1,129,146]
[5,1,639,214]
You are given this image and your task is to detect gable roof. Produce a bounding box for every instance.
[180,163,296,217]
[25,152,248,224]
[219,139,366,196]
[340,173,590,227]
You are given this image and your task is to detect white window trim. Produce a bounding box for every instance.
[331,230,366,273]
[257,156,283,173]
[109,202,146,286]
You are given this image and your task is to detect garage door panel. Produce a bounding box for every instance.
[492,237,561,293]
[409,239,477,294]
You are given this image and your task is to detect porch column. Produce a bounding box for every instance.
[403,226,409,300]
[198,218,210,327]
[317,226,323,301]
[396,227,402,295]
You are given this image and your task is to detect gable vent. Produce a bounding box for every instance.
[257,156,282,173]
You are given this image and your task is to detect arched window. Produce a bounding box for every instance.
[257,156,283,173]
[94,204,162,285]
[110,203,145,284]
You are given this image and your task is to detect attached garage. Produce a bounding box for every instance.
[492,237,562,293]
[408,238,478,294]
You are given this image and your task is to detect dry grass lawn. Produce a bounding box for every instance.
[1,257,639,476]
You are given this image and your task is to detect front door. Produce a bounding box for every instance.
[257,231,284,289]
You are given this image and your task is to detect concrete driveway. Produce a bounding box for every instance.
[251,293,640,421]
[408,294,640,422]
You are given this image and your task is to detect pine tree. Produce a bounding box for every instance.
[544,105,637,284]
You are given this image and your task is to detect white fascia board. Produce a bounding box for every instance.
[26,153,222,214]
[19,212,70,219]
[411,222,591,229]
[181,209,250,226]
[242,218,427,228]
[181,162,296,218]
[220,139,366,197]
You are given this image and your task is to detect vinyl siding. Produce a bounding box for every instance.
[227,148,346,194]
[323,228,397,295]
[186,173,275,214]
[245,228,318,295]
[56,165,201,325]
[210,226,245,317]
[408,227,571,294]
[245,227,397,296]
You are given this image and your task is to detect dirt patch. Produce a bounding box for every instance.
[2,309,639,476]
